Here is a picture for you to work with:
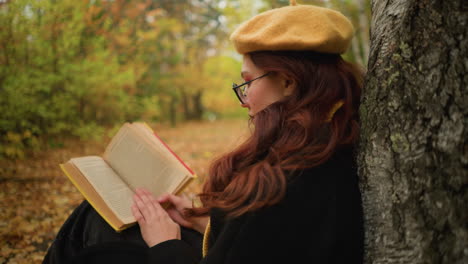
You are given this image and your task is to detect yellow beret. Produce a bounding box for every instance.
[230,0,355,54]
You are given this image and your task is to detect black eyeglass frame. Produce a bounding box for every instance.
[232,72,271,104]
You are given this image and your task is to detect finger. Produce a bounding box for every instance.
[167,208,193,228]
[148,192,169,218]
[131,203,145,224]
[141,188,155,198]
[164,194,192,212]
[133,191,154,219]
[156,193,179,210]
[139,188,166,217]
[140,188,158,203]
[141,189,159,206]
[137,189,157,217]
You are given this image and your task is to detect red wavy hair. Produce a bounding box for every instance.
[188,50,364,218]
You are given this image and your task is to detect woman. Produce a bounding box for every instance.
[43,1,365,263]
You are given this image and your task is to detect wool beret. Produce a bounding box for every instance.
[230,0,355,54]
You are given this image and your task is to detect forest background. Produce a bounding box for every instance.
[0,0,370,159]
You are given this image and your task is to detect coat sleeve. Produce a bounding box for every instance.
[70,237,201,264]
[147,239,200,264]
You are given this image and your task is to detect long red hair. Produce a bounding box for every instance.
[189,50,364,218]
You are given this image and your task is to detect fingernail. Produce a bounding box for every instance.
[158,194,167,202]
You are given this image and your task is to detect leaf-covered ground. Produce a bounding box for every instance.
[0,119,249,263]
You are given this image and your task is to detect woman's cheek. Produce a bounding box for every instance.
[248,89,261,108]
[249,85,275,113]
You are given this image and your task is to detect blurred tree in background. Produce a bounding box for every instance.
[0,0,369,159]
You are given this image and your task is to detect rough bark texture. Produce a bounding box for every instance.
[358,0,467,263]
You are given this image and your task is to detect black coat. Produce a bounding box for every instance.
[43,146,364,264]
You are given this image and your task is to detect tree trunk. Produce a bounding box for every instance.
[358,1,467,263]
[192,90,204,120]
[169,95,177,127]
[357,0,370,67]
[180,87,192,121]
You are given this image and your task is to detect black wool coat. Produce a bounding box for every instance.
[44,146,364,264]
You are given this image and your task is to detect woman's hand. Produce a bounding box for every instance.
[131,188,181,248]
[157,193,209,234]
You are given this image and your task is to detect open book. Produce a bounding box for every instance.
[59,122,196,232]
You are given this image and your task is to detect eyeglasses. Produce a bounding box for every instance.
[232,72,270,104]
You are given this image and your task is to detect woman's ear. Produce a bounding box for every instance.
[283,78,296,96]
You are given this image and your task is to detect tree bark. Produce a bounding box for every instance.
[358,0,467,263]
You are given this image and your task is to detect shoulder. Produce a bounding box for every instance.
[285,145,358,198]
[239,146,359,221]
[244,145,362,236]
[297,145,356,175]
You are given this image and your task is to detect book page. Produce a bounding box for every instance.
[132,123,193,176]
[70,156,135,223]
[103,124,188,198]
[130,123,195,194]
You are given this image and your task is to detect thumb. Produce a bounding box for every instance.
[167,208,193,228]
